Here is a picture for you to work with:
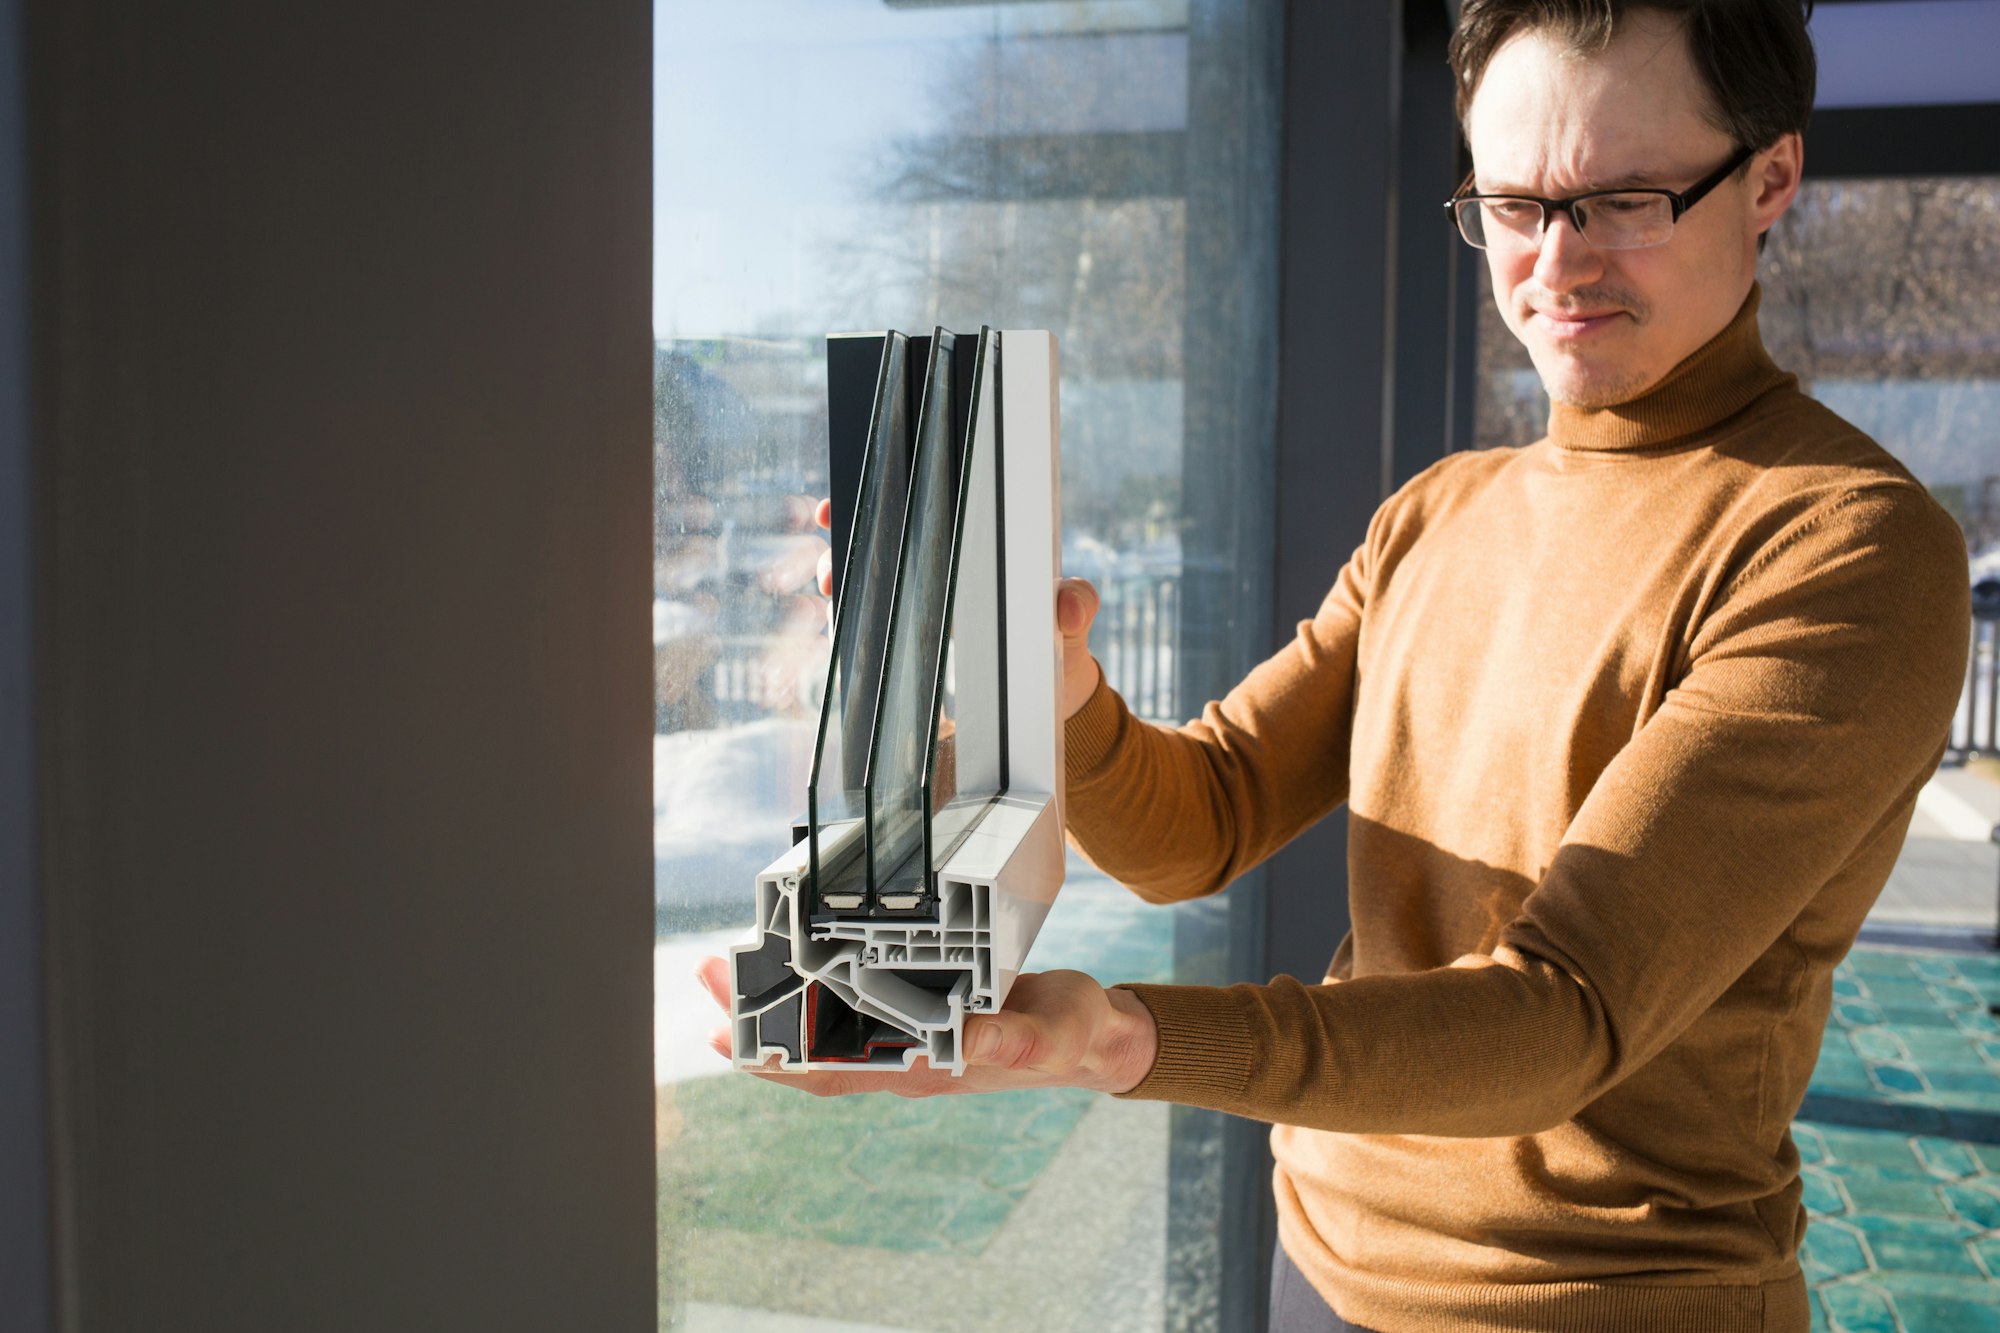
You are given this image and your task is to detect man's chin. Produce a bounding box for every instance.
[1531,353,1655,410]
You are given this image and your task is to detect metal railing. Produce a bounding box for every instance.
[688,572,1187,731]
[1953,599,2000,760]
[1093,574,1180,723]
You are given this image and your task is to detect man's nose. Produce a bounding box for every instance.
[1532,209,1604,291]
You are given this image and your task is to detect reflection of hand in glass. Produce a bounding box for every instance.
[813,498,835,600]
[657,534,722,594]
[755,498,829,596]
[750,594,832,715]
[811,497,1106,721]
[695,956,1157,1097]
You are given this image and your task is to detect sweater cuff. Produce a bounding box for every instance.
[1063,668,1123,782]
[1110,983,1255,1108]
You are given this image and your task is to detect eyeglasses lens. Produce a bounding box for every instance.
[1456,194,1676,252]
[1575,195,1675,249]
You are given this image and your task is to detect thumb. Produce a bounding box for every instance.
[966,1016,1006,1064]
[967,1012,1047,1067]
[964,1011,1069,1073]
[1056,578,1099,638]
[1056,578,1103,721]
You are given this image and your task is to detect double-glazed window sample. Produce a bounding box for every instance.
[811,328,1014,922]
[1471,175,2000,935]
[731,327,1065,1078]
[654,3,1279,1330]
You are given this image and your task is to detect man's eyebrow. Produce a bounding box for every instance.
[1474,168,1665,195]
[1583,169,1667,190]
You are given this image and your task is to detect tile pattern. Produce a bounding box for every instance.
[1801,948,2000,1332]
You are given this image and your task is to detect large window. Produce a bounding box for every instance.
[654,3,1279,1328]
[1764,175,2000,937]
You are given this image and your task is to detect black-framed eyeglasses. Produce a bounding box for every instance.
[1444,145,1756,251]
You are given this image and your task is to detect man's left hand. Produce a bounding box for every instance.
[695,957,1158,1098]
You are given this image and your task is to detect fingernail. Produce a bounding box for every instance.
[968,1023,1001,1062]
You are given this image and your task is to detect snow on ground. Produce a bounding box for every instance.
[655,717,815,916]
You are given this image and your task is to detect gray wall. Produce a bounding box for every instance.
[31,2,656,1327]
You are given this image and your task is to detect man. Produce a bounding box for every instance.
[700,2,1971,1328]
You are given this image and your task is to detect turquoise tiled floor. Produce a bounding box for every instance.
[1801,947,2000,1332]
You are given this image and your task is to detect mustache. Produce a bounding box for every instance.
[1518,286,1649,322]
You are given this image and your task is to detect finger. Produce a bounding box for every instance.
[1057,580,1104,720]
[814,497,832,532]
[713,1028,791,1069]
[754,534,828,595]
[750,1068,860,1096]
[694,955,732,1011]
[966,1011,1072,1075]
[964,1010,1069,1074]
[1056,578,1099,637]
[817,547,833,599]
[749,1067,955,1098]
[966,1015,1005,1065]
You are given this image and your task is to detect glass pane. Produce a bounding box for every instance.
[865,329,958,911]
[1758,175,1999,941]
[1469,293,1547,449]
[655,4,1280,1329]
[929,327,1007,876]
[808,332,912,912]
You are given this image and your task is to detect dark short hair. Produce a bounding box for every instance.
[1449,0,1816,153]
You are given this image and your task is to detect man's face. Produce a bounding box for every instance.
[1463,12,1801,407]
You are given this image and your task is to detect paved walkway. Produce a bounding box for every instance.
[1878,767,2000,934]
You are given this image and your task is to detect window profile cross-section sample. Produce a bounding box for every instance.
[730,328,1064,1074]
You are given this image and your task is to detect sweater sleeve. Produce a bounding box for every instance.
[1062,539,1367,902]
[1113,484,1971,1135]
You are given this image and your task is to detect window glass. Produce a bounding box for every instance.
[1759,177,2000,554]
[1469,175,2000,936]
[1467,264,1543,450]
[654,3,1278,1329]
[1762,176,2000,938]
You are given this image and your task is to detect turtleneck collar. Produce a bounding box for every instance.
[1545,285,1792,453]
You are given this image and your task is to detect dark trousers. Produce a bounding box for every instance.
[1269,1243,1380,1333]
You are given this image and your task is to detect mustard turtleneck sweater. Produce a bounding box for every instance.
[1063,289,1971,1332]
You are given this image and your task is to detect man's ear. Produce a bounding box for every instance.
[1750,131,1804,234]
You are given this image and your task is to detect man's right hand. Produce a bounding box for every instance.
[811,498,1105,722]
